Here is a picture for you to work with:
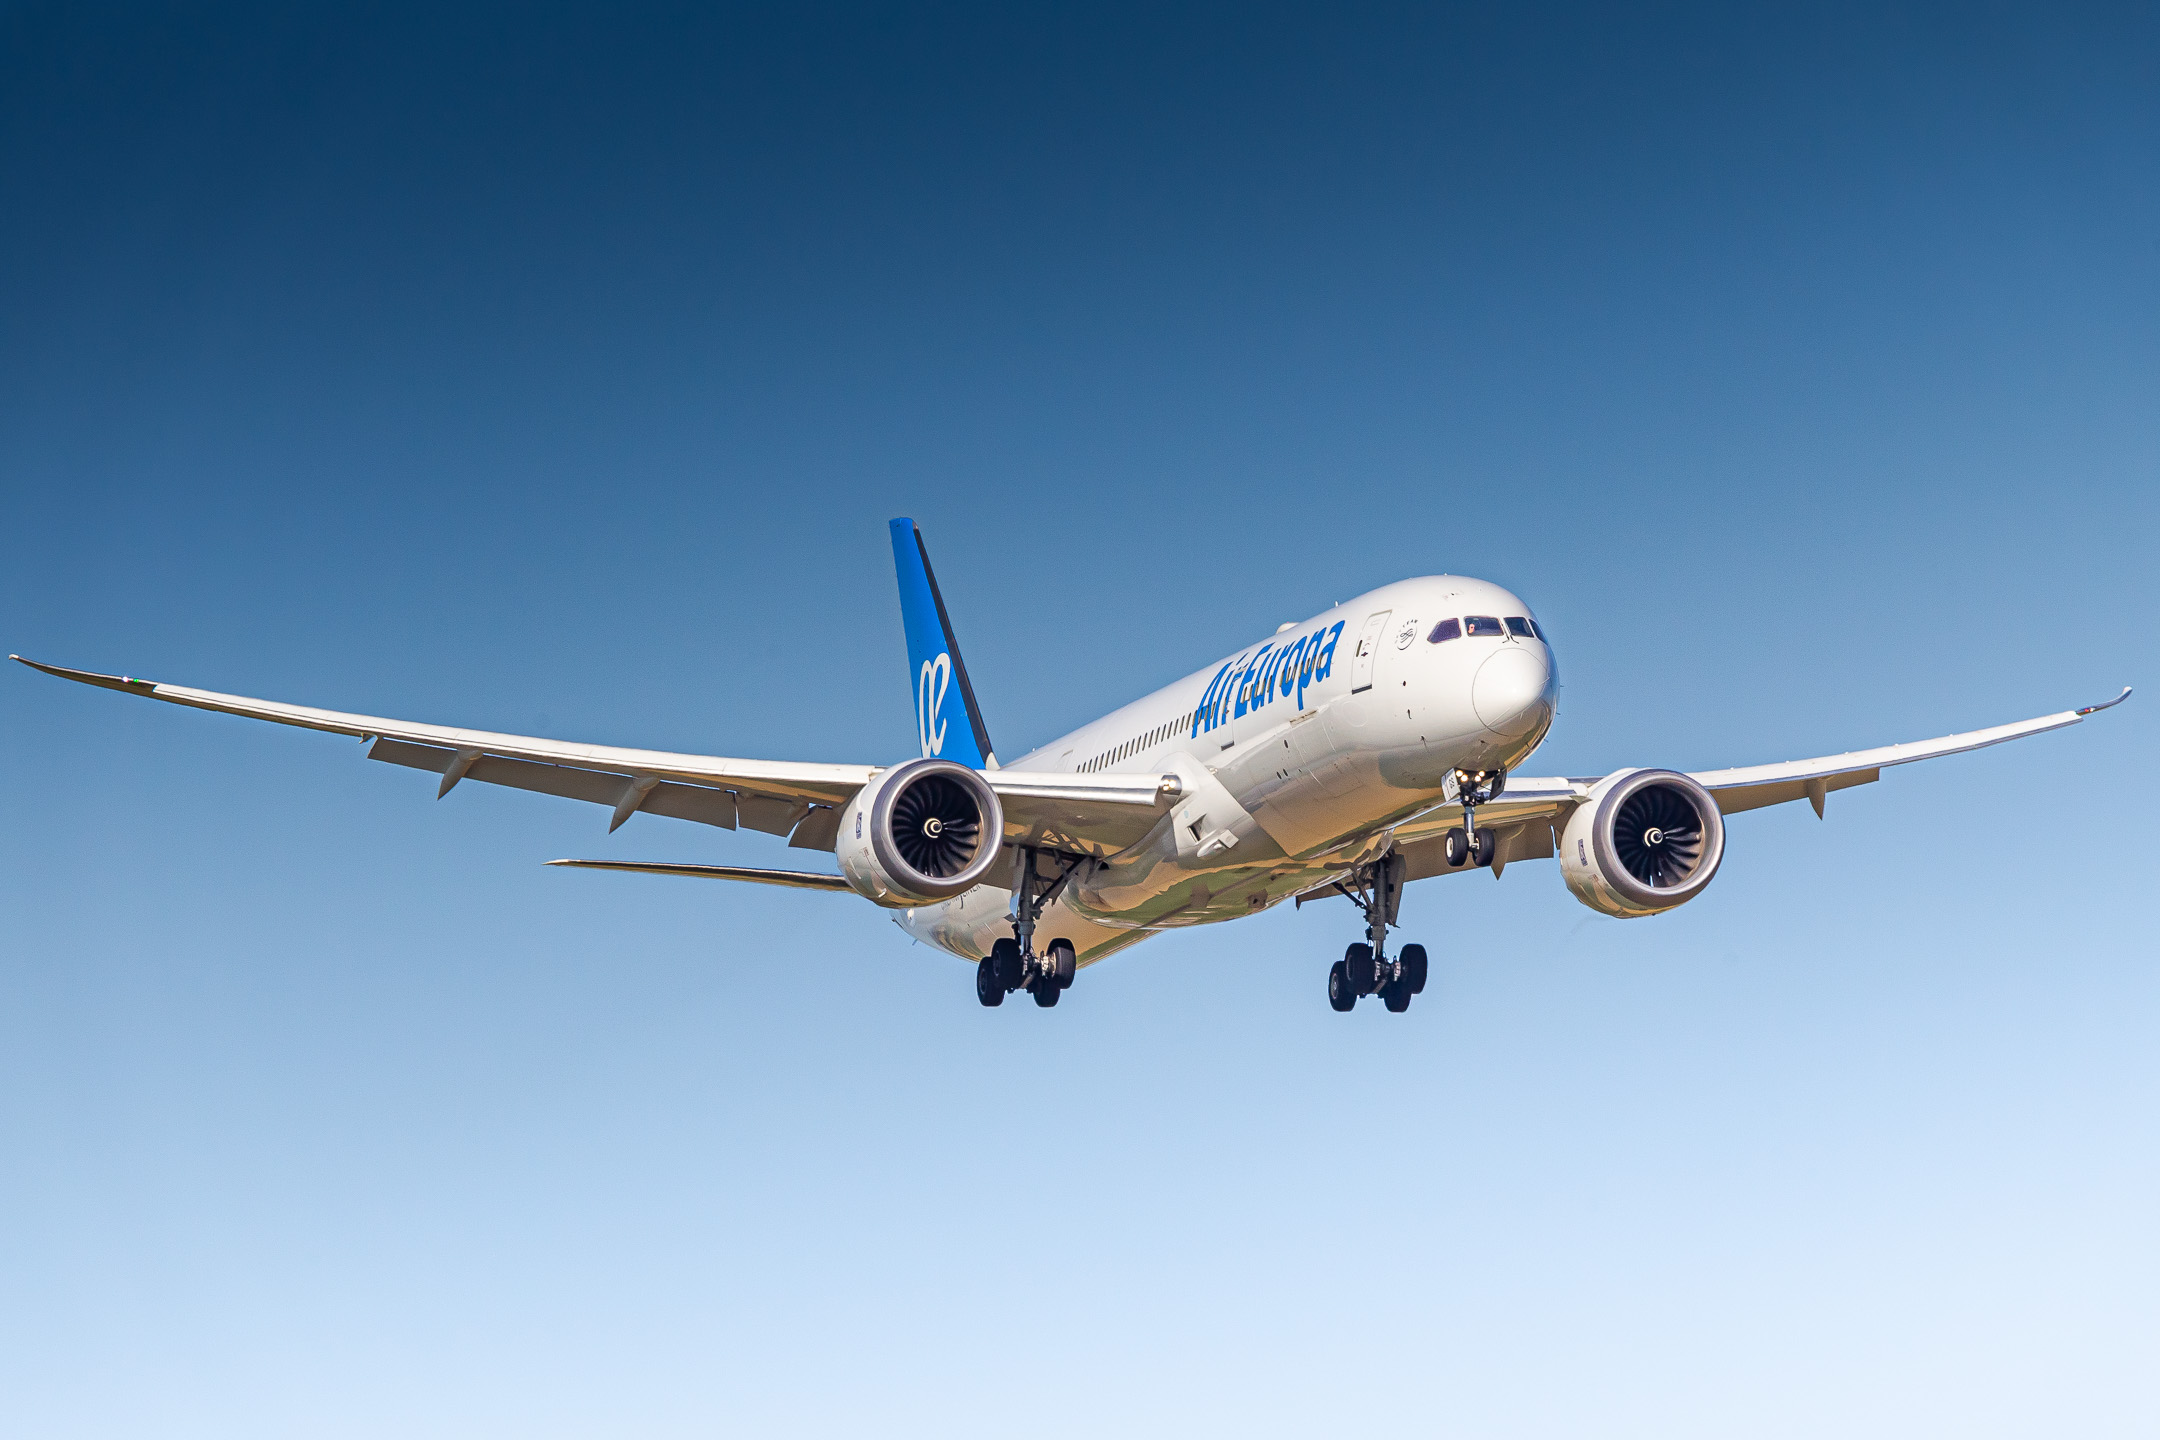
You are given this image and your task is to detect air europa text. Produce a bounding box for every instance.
[1191,621,1346,738]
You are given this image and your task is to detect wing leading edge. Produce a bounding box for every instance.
[24,655,2112,872]
[1686,688,2130,816]
[12,655,1176,854]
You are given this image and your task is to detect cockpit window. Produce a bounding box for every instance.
[1464,615,1505,636]
[1427,618,1461,643]
[1505,617,1535,638]
[1528,619,1547,641]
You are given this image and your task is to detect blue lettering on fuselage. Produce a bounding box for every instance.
[1190,620,1345,738]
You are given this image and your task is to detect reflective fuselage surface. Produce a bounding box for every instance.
[895,576,1557,963]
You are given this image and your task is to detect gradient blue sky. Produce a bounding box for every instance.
[3,5,2155,1436]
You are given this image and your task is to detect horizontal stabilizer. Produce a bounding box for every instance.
[544,858,854,890]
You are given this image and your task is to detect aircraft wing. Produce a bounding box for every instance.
[1389,689,2130,880]
[12,657,1176,854]
[1682,689,2129,816]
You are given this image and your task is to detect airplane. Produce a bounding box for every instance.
[14,517,2130,1012]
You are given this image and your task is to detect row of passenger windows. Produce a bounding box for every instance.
[1080,711,1195,773]
[1429,615,1543,643]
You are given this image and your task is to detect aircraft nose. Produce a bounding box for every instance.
[1472,645,1554,739]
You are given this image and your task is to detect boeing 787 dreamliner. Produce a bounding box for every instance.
[15,518,2129,1012]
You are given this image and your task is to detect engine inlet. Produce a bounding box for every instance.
[1612,784,1709,889]
[889,772,983,878]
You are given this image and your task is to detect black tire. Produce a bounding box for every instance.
[1444,828,1468,867]
[991,938,1023,991]
[1472,829,1497,868]
[1399,942,1429,995]
[1382,979,1412,1013]
[1345,942,1377,995]
[1033,979,1061,1007]
[1328,960,1356,1012]
[975,956,1004,1006]
[1047,938,1077,989]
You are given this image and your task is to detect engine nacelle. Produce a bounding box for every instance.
[1558,768,1726,918]
[836,758,1005,908]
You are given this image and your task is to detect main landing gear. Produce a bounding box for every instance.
[1441,767,1505,870]
[978,936,1075,1007]
[1322,851,1429,1013]
[976,845,1081,1008]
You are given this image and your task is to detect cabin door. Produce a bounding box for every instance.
[1348,609,1392,694]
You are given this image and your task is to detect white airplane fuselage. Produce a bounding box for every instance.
[896,576,1557,964]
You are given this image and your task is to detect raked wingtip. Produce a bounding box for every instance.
[11,655,154,691]
[2076,686,2132,717]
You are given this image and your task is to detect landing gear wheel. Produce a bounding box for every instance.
[1444,828,1468,868]
[1381,979,1412,1012]
[991,938,1023,991]
[1345,942,1378,996]
[1046,938,1077,990]
[1033,979,1061,1008]
[1328,960,1356,1012]
[975,956,1004,1006]
[1471,829,1497,868]
[1399,942,1429,995]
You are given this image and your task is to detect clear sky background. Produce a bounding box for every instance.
[2,4,2154,1436]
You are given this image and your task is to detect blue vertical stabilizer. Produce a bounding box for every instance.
[889,518,995,768]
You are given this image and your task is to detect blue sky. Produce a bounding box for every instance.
[2,5,2154,1436]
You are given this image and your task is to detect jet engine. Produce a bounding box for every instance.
[836,758,1005,907]
[1558,768,1725,918]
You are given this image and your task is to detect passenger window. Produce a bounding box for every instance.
[1465,616,1505,636]
[1427,618,1461,643]
[1505,617,1534,637]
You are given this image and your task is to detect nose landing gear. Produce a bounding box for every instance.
[1443,767,1506,869]
[1444,827,1497,868]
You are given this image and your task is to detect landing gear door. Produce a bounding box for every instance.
[1348,610,1392,694]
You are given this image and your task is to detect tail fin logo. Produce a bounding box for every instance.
[918,653,951,757]
[890,517,993,769]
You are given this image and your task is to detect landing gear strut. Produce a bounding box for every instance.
[1443,767,1506,869]
[1321,851,1429,1013]
[975,846,1081,1008]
